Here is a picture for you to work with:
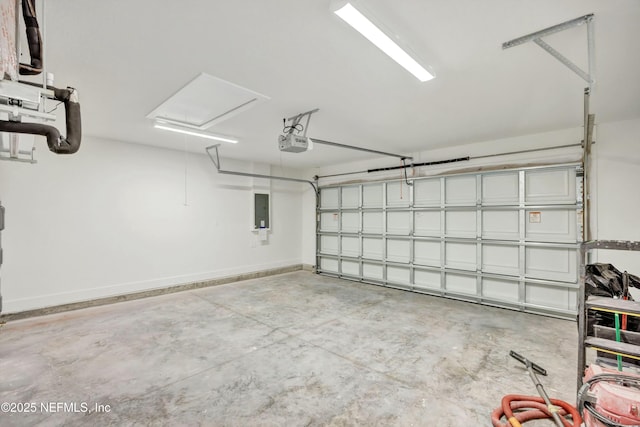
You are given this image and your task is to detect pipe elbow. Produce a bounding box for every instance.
[0,99,81,155]
[52,100,81,154]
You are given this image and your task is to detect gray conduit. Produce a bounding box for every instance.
[205,144,318,197]
[0,86,82,154]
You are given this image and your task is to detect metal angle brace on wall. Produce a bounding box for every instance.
[205,144,318,196]
[502,14,595,87]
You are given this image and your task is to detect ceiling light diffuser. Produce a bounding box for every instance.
[154,121,238,143]
[332,1,434,82]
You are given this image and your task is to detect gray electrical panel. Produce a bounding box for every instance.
[254,193,270,229]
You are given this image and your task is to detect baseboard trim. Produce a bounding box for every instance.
[0,264,303,323]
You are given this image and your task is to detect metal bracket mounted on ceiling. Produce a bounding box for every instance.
[502,14,595,88]
[205,144,319,197]
[284,108,413,161]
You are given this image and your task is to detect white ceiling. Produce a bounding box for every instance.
[40,0,640,168]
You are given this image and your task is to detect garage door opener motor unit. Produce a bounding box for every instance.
[277,108,410,160]
[278,133,310,153]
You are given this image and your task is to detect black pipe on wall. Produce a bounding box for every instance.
[0,86,82,154]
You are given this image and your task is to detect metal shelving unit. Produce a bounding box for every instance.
[577,240,640,388]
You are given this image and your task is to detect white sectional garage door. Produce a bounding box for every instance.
[317,165,582,318]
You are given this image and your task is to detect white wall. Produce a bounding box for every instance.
[592,118,640,241]
[0,136,305,313]
[591,118,640,296]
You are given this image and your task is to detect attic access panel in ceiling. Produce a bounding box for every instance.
[146,73,269,130]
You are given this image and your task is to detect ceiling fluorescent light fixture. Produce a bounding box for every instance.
[154,121,238,143]
[332,1,434,82]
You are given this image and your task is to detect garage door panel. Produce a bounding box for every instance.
[320,188,339,209]
[482,172,519,205]
[341,186,360,208]
[387,182,411,207]
[445,242,476,271]
[363,262,383,280]
[415,211,440,236]
[525,283,570,310]
[387,266,410,285]
[320,212,339,232]
[341,212,359,232]
[445,211,476,237]
[445,176,477,205]
[362,211,383,234]
[525,209,576,242]
[482,278,519,303]
[341,260,360,276]
[414,240,440,267]
[445,273,476,295]
[525,169,576,204]
[341,236,360,258]
[387,239,410,263]
[320,257,339,273]
[568,289,577,311]
[362,184,383,208]
[482,210,519,240]
[414,269,441,291]
[362,237,383,260]
[482,244,519,276]
[525,246,577,282]
[320,235,339,255]
[414,179,441,206]
[387,211,411,235]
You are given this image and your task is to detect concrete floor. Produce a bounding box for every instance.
[0,271,578,426]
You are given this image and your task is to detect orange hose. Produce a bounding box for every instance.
[491,401,565,426]
[491,395,582,427]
